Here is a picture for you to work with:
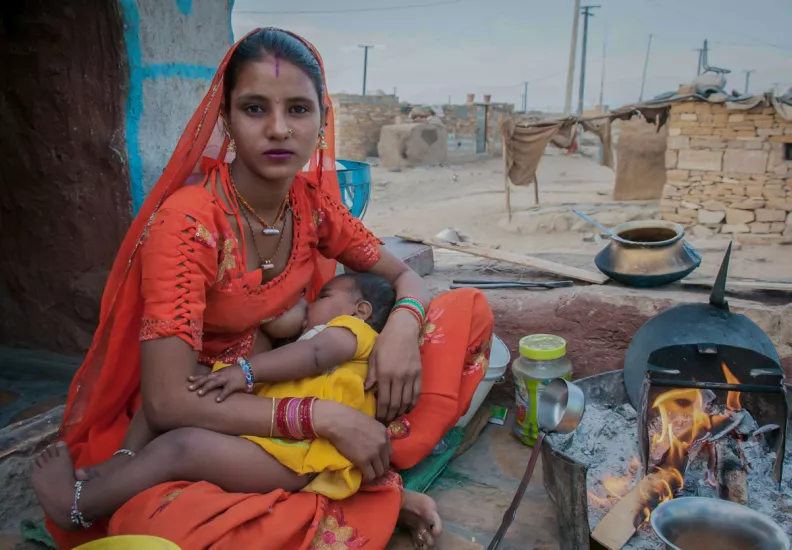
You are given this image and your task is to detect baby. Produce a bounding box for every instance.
[32,273,433,532]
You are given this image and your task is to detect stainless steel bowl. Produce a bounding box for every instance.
[651,497,791,550]
[537,378,585,434]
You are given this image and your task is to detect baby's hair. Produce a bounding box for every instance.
[337,273,396,333]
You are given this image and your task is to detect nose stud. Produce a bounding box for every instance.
[287,127,293,136]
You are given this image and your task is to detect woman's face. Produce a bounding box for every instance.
[227,55,322,183]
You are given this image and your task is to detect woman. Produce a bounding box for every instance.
[52,28,493,550]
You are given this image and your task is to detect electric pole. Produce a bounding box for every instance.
[563,0,581,115]
[523,82,528,112]
[359,45,373,95]
[577,5,600,115]
[638,33,653,102]
[598,31,607,110]
[743,70,755,95]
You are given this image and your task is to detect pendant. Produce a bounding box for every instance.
[261,261,275,270]
[262,227,280,236]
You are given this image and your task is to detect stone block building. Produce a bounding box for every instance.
[660,100,792,243]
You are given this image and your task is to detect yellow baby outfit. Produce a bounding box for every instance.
[212,315,377,500]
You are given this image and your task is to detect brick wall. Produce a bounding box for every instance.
[331,94,402,161]
[661,101,792,243]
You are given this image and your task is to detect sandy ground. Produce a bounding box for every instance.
[363,153,792,282]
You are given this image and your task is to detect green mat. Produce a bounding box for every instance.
[401,427,465,494]
[20,519,56,549]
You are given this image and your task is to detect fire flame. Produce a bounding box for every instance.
[588,457,640,506]
[722,363,743,411]
[635,370,744,524]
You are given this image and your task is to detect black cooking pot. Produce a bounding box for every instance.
[623,244,781,407]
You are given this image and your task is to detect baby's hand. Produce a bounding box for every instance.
[188,365,248,402]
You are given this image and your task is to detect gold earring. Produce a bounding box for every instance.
[221,116,236,153]
[318,128,328,151]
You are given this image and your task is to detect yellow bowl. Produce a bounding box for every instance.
[74,535,181,550]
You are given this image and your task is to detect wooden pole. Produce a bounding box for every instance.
[503,144,512,222]
[533,174,540,205]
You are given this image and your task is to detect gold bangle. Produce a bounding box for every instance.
[269,398,276,438]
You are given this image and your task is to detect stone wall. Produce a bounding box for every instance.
[332,94,514,162]
[661,101,792,243]
[332,94,403,161]
[442,104,478,160]
[442,103,513,161]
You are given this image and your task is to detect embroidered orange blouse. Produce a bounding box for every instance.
[138,170,381,365]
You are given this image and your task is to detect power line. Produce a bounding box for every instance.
[234,0,470,15]
[644,0,792,53]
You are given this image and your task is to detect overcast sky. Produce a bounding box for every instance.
[231,0,792,111]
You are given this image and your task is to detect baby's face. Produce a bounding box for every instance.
[305,277,361,329]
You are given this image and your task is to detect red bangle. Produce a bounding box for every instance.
[286,398,303,439]
[391,304,423,327]
[276,398,291,438]
[299,397,318,439]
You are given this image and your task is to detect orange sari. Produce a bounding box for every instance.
[52,29,493,550]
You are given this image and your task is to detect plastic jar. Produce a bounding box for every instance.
[512,334,572,446]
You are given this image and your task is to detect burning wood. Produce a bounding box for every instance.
[714,436,748,504]
[595,364,764,548]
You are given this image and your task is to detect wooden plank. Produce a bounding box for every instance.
[396,234,609,284]
[590,480,642,549]
[591,472,668,549]
[681,278,792,292]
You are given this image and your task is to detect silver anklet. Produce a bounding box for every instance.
[113,448,136,458]
[70,480,93,529]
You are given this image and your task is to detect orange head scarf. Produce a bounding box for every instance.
[60,28,341,461]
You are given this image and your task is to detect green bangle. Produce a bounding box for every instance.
[393,297,426,318]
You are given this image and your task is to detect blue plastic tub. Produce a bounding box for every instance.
[336,159,371,219]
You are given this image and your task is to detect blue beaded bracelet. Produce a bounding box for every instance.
[237,357,255,393]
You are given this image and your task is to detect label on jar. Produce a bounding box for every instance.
[512,375,571,446]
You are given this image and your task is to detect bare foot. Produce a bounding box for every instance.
[75,453,133,481]
[31,442,79,531]
[398,490,442,549]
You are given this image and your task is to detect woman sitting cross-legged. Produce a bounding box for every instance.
[43,28,494,550]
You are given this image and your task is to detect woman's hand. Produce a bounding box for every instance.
[313,400,392,482]
[365,310,422,423]
[188,365,247,402]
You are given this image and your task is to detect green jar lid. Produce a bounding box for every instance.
[519,334,567,361]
